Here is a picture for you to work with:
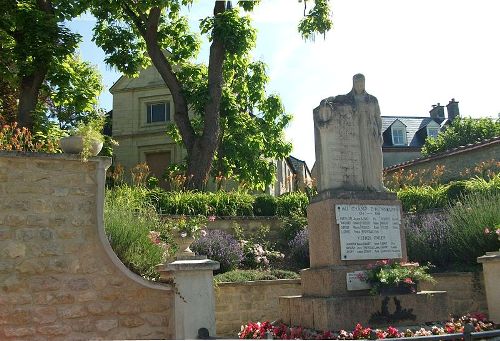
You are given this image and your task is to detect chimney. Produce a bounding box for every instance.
[446,98,460,122]
[429,103,445,122]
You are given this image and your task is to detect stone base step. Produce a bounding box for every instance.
[279,291,448,331]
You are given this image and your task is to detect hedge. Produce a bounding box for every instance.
[108,186,310,217]
[398,174,500,212]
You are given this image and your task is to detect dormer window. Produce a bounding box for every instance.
[427,127,439,138]
[390,120,407,146]
[147,102,170,124]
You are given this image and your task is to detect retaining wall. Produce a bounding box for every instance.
[0,152,174,340]
[215,272,487,337]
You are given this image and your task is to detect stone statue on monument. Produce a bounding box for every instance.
[313,73,386,192]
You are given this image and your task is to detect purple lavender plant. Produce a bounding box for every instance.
[191,230,243,273]
[404,211,452,269]
[287,228,310,270]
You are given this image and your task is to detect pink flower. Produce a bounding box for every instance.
[404,278,414,284]
[208,215,216,222]
[180,232,187,238]
[148,231,161,244]
[484,228,491,234]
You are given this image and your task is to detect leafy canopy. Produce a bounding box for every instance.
[421,117,500,156]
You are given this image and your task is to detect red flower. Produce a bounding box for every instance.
[403,277,414,284]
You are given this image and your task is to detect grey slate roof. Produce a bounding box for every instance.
[287,155,311,176]
[381,116,445,148]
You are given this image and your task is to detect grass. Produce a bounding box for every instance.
[104,187,164,280]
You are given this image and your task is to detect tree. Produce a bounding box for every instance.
[42,54,103,129]
[167,55,293,191]
[90,0,332,190]
[421,117,500,156]
[0,0,88,129]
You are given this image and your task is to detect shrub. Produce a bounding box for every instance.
[286,228,309,270]
[104,188,164,280]
[447,191,500,265]
[253,195,277,216]
[404,212,453,270]
[276,192,309,217]
[154,190,254,216]
[190,229,243,273]
[278,212,308,250]
[214,269,299,284]
[397,185,448,212]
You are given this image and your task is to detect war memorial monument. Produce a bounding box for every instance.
[279,74,448,330]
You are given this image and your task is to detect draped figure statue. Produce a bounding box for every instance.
[313,74,386,192]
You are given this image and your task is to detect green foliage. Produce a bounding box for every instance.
[398,174,500,213]
[151,190,254,216]
[253,195,277,216]
[0,121,62,152]
[200,8,256,55]
[104,187,164,280]
[422,117,500,156]
[298,0,333,40]
[214,269,299,284]
[91,0,329,190]
[0,0,102,127]
[362,260,435,295]
[397,185,448,213]
[170,54,293,191]
[276,192,309,217]
[447,191,500,265]
[44,54,104,128]
[278,213,308,249]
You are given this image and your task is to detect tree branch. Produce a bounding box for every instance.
[142,6,195,151]
[121,3,146,36]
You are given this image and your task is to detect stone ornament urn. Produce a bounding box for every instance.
[59,135,103,156]
[174,235,196,258]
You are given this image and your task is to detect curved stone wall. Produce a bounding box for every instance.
[0,152,174,340]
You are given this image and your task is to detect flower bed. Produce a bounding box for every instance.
[239,313,496,339]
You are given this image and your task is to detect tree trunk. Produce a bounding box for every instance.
[141,2,226,190]
[185,0,226,190]
[17,68,47,130]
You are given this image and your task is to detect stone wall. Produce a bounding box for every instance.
[215,279,301,337]
[215,272,487,337]
[384,138,500,184]
[420,272,488,315]
[0,152,174,340]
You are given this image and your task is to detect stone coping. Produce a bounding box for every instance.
[216,279,301,287]
[312,190,397,203]
[0,150,111,163]
[478,250,500,263]
[160,214,280,220]
[167,259,221,271]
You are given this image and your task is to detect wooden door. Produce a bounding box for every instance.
[145,151,171,189]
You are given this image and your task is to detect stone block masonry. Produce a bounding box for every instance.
[0,152,174,340]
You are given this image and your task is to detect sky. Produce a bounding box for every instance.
[68,0,500,168]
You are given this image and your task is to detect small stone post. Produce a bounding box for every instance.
[162,257,220,340]
[477,250,500,323]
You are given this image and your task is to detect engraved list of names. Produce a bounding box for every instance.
[336,205,402,260]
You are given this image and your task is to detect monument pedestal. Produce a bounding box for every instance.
[280,291,449,331]
[280,191,449,331]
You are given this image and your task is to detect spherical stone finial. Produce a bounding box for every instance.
[353,73,365,94]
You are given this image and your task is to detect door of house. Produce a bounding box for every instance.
[145,151,171,190]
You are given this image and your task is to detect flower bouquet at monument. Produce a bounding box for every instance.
[358,259,435,295]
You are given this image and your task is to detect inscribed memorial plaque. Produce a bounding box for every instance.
[346,271,371,291]
[336,204,402,260]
